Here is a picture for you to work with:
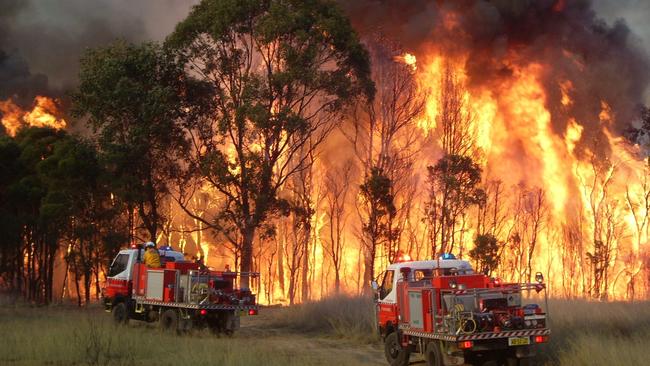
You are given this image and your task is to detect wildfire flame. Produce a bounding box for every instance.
[0,96,67,137]
[202,44,650,303]
[395,52,418,71]
[405,50,648,299]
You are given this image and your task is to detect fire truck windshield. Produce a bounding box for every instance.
[414,269,431,281]
[109,253,129,277]
[380,270,394,300]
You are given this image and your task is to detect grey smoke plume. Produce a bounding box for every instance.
[338,0,650,154]
[0,0,196,104]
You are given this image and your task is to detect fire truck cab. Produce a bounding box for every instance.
[102,244,258,335]
[104,247,185,302]
[376,257,475,337]
[374,255,549,366]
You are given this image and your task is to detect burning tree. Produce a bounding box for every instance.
[166,0,373,288]
[281,145,317,304]
[469,234,499,276]
[359,167,396,291]
[436,62,475,158]
[323,160,353,294]
[425,154,484,257]
[624,160,650,300]
[507,186,547,284]
[347,37,425,291]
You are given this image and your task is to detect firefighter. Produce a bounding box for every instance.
[143,242,161,268]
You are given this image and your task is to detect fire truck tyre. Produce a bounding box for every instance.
[424,342,443,366]
[384,332,410,366]
[112,302,129,325]
[506,358,533,366]
[160,309,179,332]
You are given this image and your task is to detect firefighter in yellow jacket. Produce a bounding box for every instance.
[143,242,161,268]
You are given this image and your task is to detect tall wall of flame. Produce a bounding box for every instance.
[320,0,650,300]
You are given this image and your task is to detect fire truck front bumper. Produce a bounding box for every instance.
[102,296,113,311]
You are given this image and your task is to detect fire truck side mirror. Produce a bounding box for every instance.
[371,281,379,292]
[535,272,544,284]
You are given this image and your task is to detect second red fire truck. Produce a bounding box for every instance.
[102,244,259,335]
[374,254,550,366]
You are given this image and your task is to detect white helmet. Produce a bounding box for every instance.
[144,241,156,248]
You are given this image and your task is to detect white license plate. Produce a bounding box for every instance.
[508,336,531,346]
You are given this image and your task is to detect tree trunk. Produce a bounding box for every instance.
[301,235,310,303]
[334,267,341,294]
[362,245,375,296]
[278,236,285,293]
[74,273,82,307]
[240,225,256,289]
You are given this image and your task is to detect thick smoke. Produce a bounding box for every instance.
[339,0,650,154]
[0,0,196,105]
[0,0,47,104]
[1,0,648,138]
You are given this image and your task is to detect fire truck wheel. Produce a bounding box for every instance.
[384,332,410,366]
[160,309,179,332]
[506,358,533,366]
[424,341,443,366]
[112,302,129,325]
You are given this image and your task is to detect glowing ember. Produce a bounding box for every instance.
[395,52,417,71]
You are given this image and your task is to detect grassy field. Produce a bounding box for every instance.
[0,296,648,365]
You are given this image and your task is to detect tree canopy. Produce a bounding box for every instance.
[73,41,190,242]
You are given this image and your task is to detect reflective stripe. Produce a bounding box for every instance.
[400,325,550,341]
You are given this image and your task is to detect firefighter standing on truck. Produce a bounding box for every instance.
[144,242,161,268]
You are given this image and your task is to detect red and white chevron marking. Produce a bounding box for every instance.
[400,327,550,341]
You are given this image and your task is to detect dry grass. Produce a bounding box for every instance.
[543,299,650,365]
[0,303,382,366]
[265,295,379,343]
[0,296,648,365]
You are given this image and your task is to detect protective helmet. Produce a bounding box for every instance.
[144,241,156,248]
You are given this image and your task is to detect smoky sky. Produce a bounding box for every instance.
[1,0,649,113]
[0,0,197,104]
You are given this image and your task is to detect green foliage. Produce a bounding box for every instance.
[469,234,500,275]
[428,154,484,207]
[0,136,24,272]
[167,0,374,102]
[359,166,401,268]
[360,167,396,217]
[74,41,190,241]
[359,167,397,242]
[426,154,485,254]
[0,127,123,303]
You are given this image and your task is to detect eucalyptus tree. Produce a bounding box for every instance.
[167,0,374,288]
[74,41,190,243]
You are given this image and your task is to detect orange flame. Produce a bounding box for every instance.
[0,96,67,137]
[395,52,418,71]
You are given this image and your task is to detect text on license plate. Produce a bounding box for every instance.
[508,336,530,346]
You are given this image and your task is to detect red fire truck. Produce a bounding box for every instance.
[102,244,259,335]
[374,254,549,366]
